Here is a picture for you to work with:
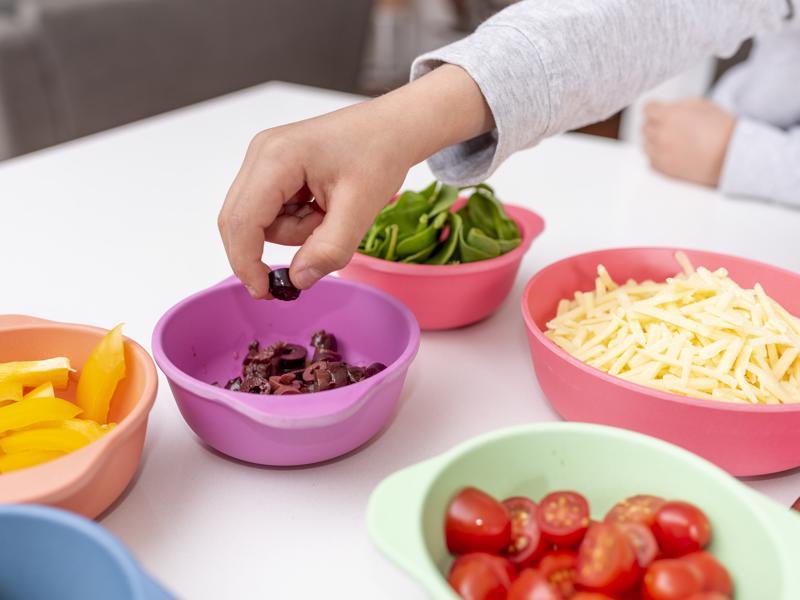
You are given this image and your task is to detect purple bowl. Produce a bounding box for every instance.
[151,273,420,466]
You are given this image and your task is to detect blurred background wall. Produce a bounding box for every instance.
[0,0,746,161]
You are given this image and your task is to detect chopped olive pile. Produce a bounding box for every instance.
[223,330,386,395]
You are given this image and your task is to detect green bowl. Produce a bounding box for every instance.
[367,422,800,599]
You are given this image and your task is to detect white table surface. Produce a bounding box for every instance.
[2,81,799,599]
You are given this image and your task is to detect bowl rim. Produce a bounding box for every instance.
[345,203,545,276]
[0,315,158,503]
[521,246,800,414]
[0,504,159,598]
[151,273,421,428]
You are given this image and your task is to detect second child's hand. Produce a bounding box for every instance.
[218,64,494,298]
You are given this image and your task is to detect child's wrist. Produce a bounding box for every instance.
[368,64,494,168]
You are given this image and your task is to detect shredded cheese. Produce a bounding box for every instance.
[545,253,800,404]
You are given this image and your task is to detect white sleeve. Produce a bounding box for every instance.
[720,118,800,207]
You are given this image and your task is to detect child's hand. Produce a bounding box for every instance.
[218,65,493,298]
[218,108,410,298]
[642,98,736,188]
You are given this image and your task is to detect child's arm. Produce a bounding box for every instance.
[218,65,492,297]
[220,0,795,297]
[410,0,795,185]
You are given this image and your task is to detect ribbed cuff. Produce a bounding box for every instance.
[410,24,550,186]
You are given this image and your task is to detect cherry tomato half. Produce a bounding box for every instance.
[446,487,512,555]
[618,522,659,568]
[652,501,711,557]
[536,491,591,547]
[575,523,638,594]
[683,552,733,595]
[539,550,578,598]
[448,552,516,600]
[643,559,704,600]
[604,495,666,529]
[502,497,548,569]
[507,569,562,600]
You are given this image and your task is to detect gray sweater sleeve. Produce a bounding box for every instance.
[410,0,794,185]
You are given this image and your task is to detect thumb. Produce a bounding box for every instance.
[289,187,377,289]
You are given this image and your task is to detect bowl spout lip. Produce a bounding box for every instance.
[0,504,170,599]
[0,315,158,502]
[151,272,421,429]
[520,246,800,414]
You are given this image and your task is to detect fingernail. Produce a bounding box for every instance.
[292,267,324,289]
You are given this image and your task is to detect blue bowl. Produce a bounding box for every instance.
[0,505,171,600]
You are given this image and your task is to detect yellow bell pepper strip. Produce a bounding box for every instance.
[76,324,126,424]
[56,418,109,442]
[0,357,73,389]
[0,428,90,453]
[0,450,64,473]
[0,397,82,435]
[0,380,23,402]
[22,381,55,400]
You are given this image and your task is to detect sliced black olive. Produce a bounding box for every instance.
[312,348,342,363]
[314,368,333,391]
[346,365,366,383]
[240,376,271,394]
[329,363,350,388]
[268,268,301,301]
[279,343,307,371]
[365,362,387,377]
[244,361,272,380]
[274,385,301,395]
[310,330,338,351]
[225,377,242,391]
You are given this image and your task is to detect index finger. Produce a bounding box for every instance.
[220,163,297,298]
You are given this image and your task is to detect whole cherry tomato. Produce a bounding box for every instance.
[683,552,733,595]
[572,594,617,600]
[605,495,666,529]
[502,497,548,569]
[652,501,711,557]
[507,569,562,600]
[539,550,578,598]
[448,552,516,600]
[643,559,704,600]
[685,593,731,600]
[575,523,638,594]
[446,487,512,555]
[536,491,591,547]
[618,522,659,568]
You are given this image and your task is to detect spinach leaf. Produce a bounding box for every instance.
[426,212,462,265]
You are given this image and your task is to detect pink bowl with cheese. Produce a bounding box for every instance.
[521,247,800,476]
